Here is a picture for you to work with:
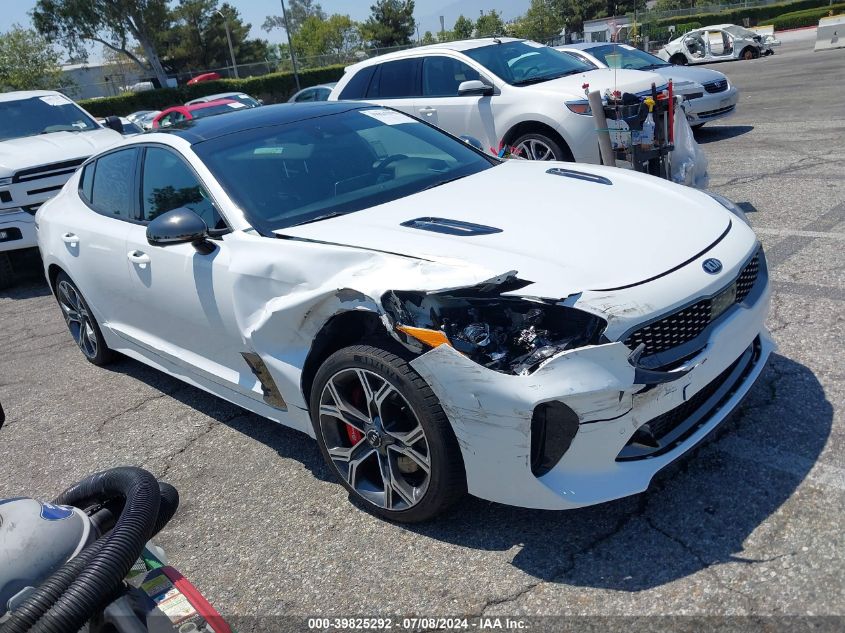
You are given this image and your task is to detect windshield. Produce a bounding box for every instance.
[464,40,594,86]
[193,108,494,234]
[724,25,758,39]
[587,44,670,70]
[191,103,244,119]
[0,95,99,142]
[232,94,261,107]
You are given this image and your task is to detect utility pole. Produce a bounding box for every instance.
[216,10,239,78]
[281,0,301,91]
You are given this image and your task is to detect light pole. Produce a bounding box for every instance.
[216,10,239,78]
[280,0,301,91]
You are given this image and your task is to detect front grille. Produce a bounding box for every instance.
[13,157,87,184]
[699,105,735,119]
[623,250,761,357]
[703,79,728,93]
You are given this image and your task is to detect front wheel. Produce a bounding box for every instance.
[54,271,115,365]
[740,46,759,60]
[513,132,569,161]
[310,344,466,522]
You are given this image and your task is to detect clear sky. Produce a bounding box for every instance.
[0,0,470,46]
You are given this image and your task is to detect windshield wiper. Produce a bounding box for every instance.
[512,69,581,86]
[288,210,352,227]
[422,174,471,191]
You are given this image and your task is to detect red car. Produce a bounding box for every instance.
[152,98,247,128]
[187,72,222,85]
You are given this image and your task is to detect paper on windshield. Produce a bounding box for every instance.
[359,109,414,125]
[40,95,71,107]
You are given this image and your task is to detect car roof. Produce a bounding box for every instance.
[563,42,634,51]
[345,37,524,70]
[158,101,371,143]
[0,89,66,103]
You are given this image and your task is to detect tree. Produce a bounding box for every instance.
[360,0,415,48]
[0,25,65,90]
[421,30,436,45]
[32,0,170,87]
[293,14,361,60]
[262,0,326,34]
[166,0,270,73]
[453,15,474,39]
[436,29,454,42]
[475,10,505,37]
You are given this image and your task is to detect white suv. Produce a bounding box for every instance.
[0,91,123,288]
[329,38,665,162]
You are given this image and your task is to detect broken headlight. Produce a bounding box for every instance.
[383,290,607,376]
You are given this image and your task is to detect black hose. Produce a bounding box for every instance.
[1,467,166,633]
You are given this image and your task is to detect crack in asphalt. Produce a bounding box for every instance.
[715,155,827,189]
[97,386,191,432]
[156,412,251,480]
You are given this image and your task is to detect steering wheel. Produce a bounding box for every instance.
[374,154,409,173]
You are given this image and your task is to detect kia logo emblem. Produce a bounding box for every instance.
[702,258,723,274]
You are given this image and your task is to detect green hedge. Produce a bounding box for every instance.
[79,64,346,117]
[770,5,845,29]
[655,0,835,29]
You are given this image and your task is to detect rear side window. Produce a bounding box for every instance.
[366,59,421,99]
[79,162,95,202]
[89,148,138,220]
[338,65,376,100]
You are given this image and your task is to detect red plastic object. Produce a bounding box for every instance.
[160,566,232,633]
[668,80,674,144]
[187,72,222,85]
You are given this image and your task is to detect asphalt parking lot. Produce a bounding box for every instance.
[1,31,843,631]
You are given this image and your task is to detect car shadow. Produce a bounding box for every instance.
[0,278,52,300]
[102,351,829,591]
[694,124,754,143]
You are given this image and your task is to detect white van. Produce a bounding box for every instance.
[0,91,123,288]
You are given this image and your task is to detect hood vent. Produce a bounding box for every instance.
[400,217,502,236]
[546,168,612,185]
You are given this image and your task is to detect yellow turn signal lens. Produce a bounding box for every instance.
[395,325,452,348]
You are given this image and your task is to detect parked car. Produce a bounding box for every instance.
[37,102,772,521]
[96,117,144,135]
[187,72,222,85]
[288,83,337,103]
[657,24,780,65]
[185,92,262,108]
[152,99,247,128]
[127,110,160,131]
[558,43,739,129]
[329,38,666,163]
[0,90,123,289]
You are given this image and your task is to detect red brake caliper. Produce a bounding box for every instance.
[345,385,365,445]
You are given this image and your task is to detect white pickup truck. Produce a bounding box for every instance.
[0,91,124,289]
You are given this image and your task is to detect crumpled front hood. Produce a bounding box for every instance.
[277,161,731,299]
[0,129,122,176]
[531,68,665,99]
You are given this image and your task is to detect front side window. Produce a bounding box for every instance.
[464,40,594,86]
[140,146,222,229]
[89,148,139,220]
[0,95,99,142]
[294,89,317,102]
[366,59,421,99]
[422,56,482,97]
[193,108,494,234]
[158,111,185,128]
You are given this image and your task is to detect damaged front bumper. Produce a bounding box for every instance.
[409,277,773,510]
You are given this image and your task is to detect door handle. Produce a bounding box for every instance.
[127,250,151,268]
[419,107,437,117]
[61,233,79,246]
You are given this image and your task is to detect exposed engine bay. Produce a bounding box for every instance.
[383,287,607,376]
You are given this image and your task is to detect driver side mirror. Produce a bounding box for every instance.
[458,80,493,97]
[147,207,208,247]
[103,115,125,134]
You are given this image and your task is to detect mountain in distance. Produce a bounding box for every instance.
[415,0,530,36]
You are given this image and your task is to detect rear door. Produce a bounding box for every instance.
[54,148,140,333]
[358,58,422,117]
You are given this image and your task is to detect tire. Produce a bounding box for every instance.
[740,46,759,61]
[0,253,13,291]
[512,132,569,161]
[54,271,116,365]
[669,54,688,66]
[310,344,466,522]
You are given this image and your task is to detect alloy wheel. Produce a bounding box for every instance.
[515,138,556,161]
[318,368,431,511]
[57,280,98,359]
